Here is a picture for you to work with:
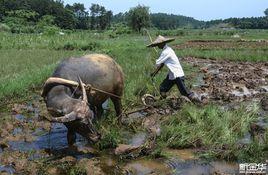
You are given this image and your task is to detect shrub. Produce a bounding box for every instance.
[62,42,77,50]
[0,23,11,32]
[98,128,120,150]
[11,25,35,34]
[58,41,100,51]
[43,26,60,35]
[80,42,100,51]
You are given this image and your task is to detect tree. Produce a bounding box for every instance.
[89,3,112,30]
[265,8,268,16]
[90,3,100,29]
[66,3,89,29]
[127,5,150,32]
[151,13,204,30]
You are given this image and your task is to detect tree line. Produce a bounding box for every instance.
[0,0,268,33]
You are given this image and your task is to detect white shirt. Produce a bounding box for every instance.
[156,45,184,80]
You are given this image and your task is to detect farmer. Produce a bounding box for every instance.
[147,35,201,103]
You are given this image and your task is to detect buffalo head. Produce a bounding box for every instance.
[42,77,100,143]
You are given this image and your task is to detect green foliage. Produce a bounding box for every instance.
[0,1,267,31]
[37,15,55,27]
[0,0,76,29]
[127,5,151,32]
[6,9,38,21]
[89,4,113,30]
[36,15,60,34]
[42,26,60,35]
[4,16,35,33]
[58,41,101,51]
[206,17,268,29]
[151,13,204,30]
[0,23,10,32]
[265,8,268,16]
[110,23,132,36]
[66,3,90,29]
[98,128,120,150]
[3,10,38,33]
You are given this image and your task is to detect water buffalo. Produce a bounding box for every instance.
[42,54,124,145]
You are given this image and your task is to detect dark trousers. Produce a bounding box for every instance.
[160,75,192,97]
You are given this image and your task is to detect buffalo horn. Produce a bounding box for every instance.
[77,76,88,103]
[49,111,80,123]
[42,77,85,97]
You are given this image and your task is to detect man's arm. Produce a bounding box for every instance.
[151,63,164,78]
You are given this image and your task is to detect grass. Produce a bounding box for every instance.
[157,103,267,162]
[1,29,268,101]
[0,29,267,163]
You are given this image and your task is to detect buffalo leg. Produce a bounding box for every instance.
[96,105,104,119]
[111,97,122,122]
[67,128,76,146]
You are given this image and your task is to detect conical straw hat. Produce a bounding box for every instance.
[147,35,175,47]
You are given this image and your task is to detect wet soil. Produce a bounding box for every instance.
[183,57,268,104]
[0,96,242,175]
[0,57,267,174]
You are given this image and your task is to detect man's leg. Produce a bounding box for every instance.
[174,76,192,97]
[159,75,175,98]
[175,77,202,103]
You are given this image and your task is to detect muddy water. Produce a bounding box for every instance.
[98,149,239,175]
[1,113,240,175]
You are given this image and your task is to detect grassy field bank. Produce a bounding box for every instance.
[1,29,268,101]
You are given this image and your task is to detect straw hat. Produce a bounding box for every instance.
[147,35,175,47]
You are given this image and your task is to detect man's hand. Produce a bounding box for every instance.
[150,64,164,78]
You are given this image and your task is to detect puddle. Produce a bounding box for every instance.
[165,149,197,160]
[15,114,26,122]
[12,127,23,135]
[9,123,89,155]
[0,164,16,174]
[97,148,239,175]
[128,132,147,147]
[166,159,238,175]
[193,74,205,88]
[238,132,252,145]
[119,151,238,175]
[124,159,171,175]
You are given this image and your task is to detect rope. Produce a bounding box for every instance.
[85,84,121,99]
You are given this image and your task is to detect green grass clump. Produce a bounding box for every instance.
[57,41,101,51]
[158,103,267,162]
[96,114,123,150]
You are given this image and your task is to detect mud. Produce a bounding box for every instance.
[183,57,268,103]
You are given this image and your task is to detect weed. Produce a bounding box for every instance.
[157,104,266,162]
